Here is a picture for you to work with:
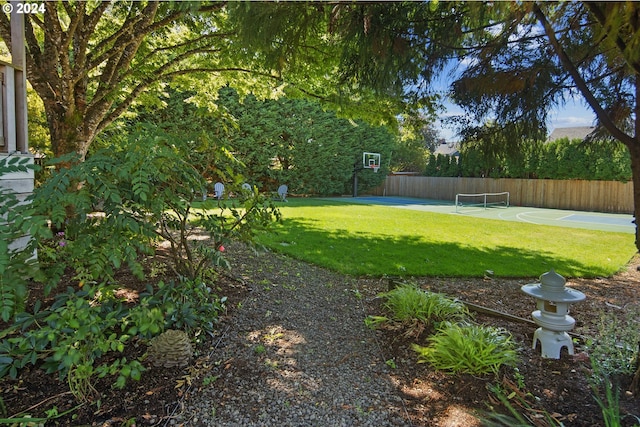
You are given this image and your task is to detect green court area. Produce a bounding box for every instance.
[256,198,636,278]
[326,196,635,234]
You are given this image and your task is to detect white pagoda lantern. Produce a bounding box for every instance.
[521,270,586,359]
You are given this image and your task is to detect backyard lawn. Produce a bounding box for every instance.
[254,198,636,278]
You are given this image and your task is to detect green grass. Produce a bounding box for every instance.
[254,198,636,278]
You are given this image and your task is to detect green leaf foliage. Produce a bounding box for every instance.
[0,116,280,398]
[413,322,519,376]
[369,284,468,338]
[0,156,50,322]
[216,87,395,195]
[35,122,280,283]
[139,278,227,336]
[425,138,631,181]
[0,285,169,401]
[379,285,468,326]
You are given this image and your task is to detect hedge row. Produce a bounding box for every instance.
[424,138,631,182]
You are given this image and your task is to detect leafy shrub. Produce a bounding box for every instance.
[34,151,154,289]
[412,322,518,375]
[0,286,163,401]
[583,307,640,377]
[35,126,279,283]
[0,156,51,322]
[369,284,468,337]
[139,279,227,337]
[2,124,278,402]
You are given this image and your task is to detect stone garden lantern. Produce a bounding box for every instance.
[521,270,586,359]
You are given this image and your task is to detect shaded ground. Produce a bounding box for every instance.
[1,245,639,426]
[359,261,640,427]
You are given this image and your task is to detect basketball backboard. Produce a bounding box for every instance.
[363,152,381,172]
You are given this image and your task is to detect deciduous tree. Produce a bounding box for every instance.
[0,1,251,159]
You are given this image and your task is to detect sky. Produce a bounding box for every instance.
[435,96,597,142]
[547,100,597,131]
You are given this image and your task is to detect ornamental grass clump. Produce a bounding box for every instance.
[370,284,468,338]
[413,322,519,376]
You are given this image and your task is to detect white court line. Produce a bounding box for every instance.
[515,211,546,224]
[558,217,635,229]
[556,214,574,221]
[498,211,513,221]
[514,211,634,230]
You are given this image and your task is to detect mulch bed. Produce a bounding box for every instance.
[1,252,639,426]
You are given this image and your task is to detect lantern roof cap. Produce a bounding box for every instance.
[521,269,586,303]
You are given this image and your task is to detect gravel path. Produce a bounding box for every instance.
[177,244,411,426]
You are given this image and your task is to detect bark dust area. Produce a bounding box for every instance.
[2,244,639,426]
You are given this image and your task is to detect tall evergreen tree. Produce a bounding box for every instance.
[449,2,640,248]
[0,1,285,159]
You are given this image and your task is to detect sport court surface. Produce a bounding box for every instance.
[325,196,635,234]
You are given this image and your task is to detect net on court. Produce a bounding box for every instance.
[455,192,510,213]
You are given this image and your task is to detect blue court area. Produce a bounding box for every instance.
[325,196,635,234]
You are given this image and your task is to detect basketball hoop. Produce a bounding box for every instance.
[354,151,382,197]
[363,152,381,173]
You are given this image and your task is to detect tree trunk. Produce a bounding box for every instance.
[628,141,640,251]
[45,97,96,161]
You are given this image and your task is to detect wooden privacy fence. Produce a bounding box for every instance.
[370,176,634,214]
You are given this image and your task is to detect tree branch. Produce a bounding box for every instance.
[86,2,159,71]
[583,2,640,77]
[533,2,634,146]
[73,1,112,85]
[60,1,84,54]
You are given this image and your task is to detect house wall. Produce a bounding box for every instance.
[0,153,35,252]
[1,13,33,254]
[370,175,633,214]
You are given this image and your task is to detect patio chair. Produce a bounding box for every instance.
[214,182,224,200]
[277,184,288,202]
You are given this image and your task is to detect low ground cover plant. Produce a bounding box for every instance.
[584,307,640,378]
[413,322,518,376]
[583,308,640,427]
[367,283,518,376]
[366,284,467,337]
[0,286,158,402]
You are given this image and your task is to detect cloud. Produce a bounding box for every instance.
[552,115,595,128]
